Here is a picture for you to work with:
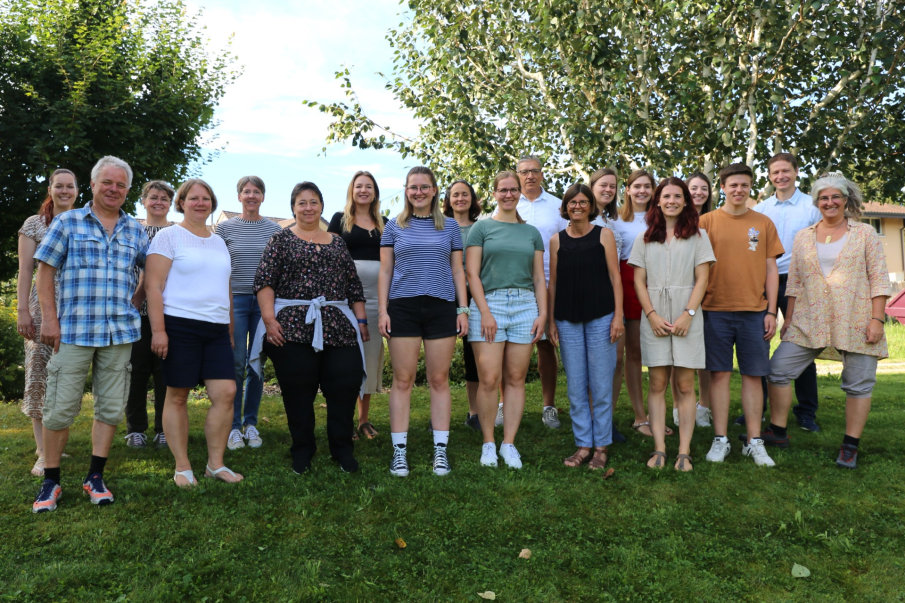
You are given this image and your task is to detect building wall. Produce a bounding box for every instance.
[879,218,905,280]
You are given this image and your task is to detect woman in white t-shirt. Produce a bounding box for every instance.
[612,170,673,439]
[146,179,243,487]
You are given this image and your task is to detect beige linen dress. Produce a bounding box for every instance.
[628,229,715,368]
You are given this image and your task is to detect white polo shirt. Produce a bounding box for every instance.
[753,188,820,275]
[513,188,568,283]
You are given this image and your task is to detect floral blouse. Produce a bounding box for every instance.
[785,219,893,358]
[254,229,365,347]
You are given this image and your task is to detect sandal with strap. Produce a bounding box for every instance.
[632,421,653,437]
[588,447,609,470]
[31,456,46,477]
[173,469,196,487]
[205,464,244,483]
[647,450,667,469]
[358,421,379,439]
[563,447,592,467]
[675,454,693,472]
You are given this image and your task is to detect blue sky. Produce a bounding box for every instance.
[136,0,415,224]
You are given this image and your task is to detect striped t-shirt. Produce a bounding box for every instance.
[215,217,283,295]
[380,215,463,301]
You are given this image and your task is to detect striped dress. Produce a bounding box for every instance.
[380,215,463,301]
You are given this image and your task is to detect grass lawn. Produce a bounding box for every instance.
[2,361,905,603]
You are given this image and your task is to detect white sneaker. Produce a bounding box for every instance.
[499,443,522,469]
[696,404,713,427]
[672,407,680,426]
[542,406,561,429]
[480,442,498,467]
[227,429,245,450]
[705,437,731,462]
[495,403,504,427]
[244,425,262,448]
[742,438,776,467]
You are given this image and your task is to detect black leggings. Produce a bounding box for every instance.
[264,341,363,468]
[125,315,166,434]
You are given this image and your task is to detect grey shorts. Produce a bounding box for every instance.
[768,341,877,398]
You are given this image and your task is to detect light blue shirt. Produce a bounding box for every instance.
[753,188,820,274]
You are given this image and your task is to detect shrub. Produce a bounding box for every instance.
[0,298,26,401]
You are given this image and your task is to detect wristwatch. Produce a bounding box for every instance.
[684,308,696,317]
[457,306,471,316]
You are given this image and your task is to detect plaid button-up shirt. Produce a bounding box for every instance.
[34,206,149,347]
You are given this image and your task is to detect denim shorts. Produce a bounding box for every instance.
[703,310,770,376]
[468,288,538,344]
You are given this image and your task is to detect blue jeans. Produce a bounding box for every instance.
[232,294,264,430]
[556,314,617,447]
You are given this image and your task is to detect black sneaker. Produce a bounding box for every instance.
[464,413,481,431]
[797,416,821,432]
[836,444,858,469]
[389,444,409,477]
[432,444,450,476]
[738,432,788,448]
[336,455,359,473]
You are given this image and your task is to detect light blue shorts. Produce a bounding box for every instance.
[468,288,539,345]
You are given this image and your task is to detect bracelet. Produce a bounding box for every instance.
[766,311,777,317]
[646,309,656,317]
[871,317,885,323]
[357,319,368,325]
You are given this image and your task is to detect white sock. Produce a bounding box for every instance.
[433,431,449,447]
[716,436,729,443]
[391,432,407,447]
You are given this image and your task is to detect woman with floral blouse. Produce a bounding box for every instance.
[252,182,369,474]
[766,173,891,469]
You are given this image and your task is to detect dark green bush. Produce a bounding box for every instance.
[0,299,26,401]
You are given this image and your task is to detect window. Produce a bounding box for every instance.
[864,218,883,236]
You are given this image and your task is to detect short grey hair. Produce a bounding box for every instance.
[810,171,863,219]
[91,156,133,188]
[517,155,543,169]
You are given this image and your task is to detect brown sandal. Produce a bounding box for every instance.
[588,447,608,470]
[358,422,379,439]
[675,454,693,472]
[563,447,592,467]
[647,450,667,469]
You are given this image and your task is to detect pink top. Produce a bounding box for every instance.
[785,219,892,358]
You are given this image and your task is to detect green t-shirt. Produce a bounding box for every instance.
[466,219,545,293]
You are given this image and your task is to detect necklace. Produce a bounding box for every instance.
[821,220,847,244]
[294,227,320,244]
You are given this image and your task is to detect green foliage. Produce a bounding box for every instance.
[308,1,905,205]
[3,371,905,601]
[0,0,241,279]
[0,298,25,400]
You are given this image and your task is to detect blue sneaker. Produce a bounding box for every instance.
[82,473,114,506]
[33,479,62,513]
[611,426,626,444]
[797,416,821,432]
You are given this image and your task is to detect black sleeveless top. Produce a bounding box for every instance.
[554,225,615,322]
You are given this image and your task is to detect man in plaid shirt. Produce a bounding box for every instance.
[31,156,149,513]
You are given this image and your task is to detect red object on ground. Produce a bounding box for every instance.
[885,288,905,325]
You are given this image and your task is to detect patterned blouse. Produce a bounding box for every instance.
[19,215,52,320]
[254,229,365,348]
[785,219,893,358]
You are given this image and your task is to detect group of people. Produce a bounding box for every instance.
[17,151,891,513]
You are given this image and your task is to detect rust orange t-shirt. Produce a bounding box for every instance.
[699,208,784,312]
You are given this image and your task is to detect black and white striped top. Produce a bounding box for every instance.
[138,223,173,316]
[380,215,463,301]
[216,217,283,295]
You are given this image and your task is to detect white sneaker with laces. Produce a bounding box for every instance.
[244,425,262,448]
[672,407,680,426]
[480,442,498,467]
[227,429,245,450]
[696,404,713,427]
[499,443,522,469]
[542,406,561,429]
[705,437,731,462]
[494,403,504,427]
[742,438,776,467]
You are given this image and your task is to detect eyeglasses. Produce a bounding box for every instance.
[517,169,542,176]
[406,185,433,193]
[817,194,846,203]
[567,200,590,208]
[495,188,520,196]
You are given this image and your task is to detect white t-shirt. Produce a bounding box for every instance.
[613,212,648,261]
[148,225,232,324]
[511,188,568,283]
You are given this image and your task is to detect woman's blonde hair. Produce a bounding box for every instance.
[341,171,383,234]
[492,171,525,224]
[810,171,864,219]
[619,169,656,222]
[398,166,445,229]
